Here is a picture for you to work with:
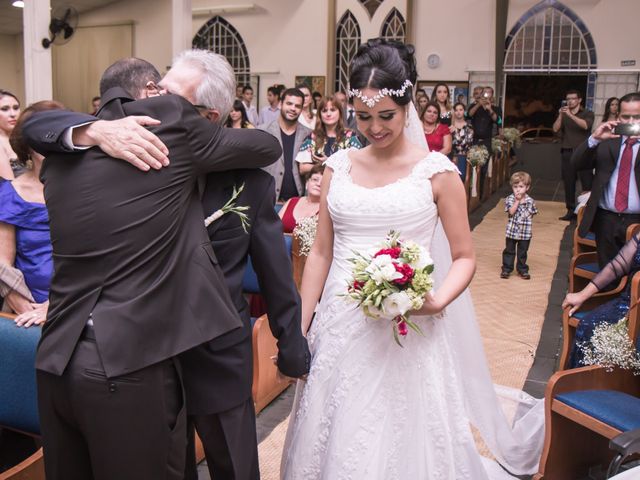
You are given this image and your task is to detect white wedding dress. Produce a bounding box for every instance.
[281,146,544,479]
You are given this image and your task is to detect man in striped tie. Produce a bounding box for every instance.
[572,92,640,268]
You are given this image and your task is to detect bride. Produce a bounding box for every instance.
[280,39,544,479]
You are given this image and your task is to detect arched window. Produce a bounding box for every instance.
[192,16,251,86]
[504,1,596,71]
[335,10,361,94]
[380,8,406,43]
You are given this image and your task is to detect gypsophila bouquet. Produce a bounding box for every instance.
[467,145,489,167]
[491,137,504,153]
[580,317,640,374]
[502,127,522,148]
[293,215,318,256]
[345,230,435,346]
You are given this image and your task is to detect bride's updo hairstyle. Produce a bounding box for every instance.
[348,38,418,107]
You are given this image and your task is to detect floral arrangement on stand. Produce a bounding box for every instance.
[344,230,435,346]
[491,137,505,153]
[292,216,318,257]
[467,145,489,167]
[580,317,640,374]
[466,145,489,198]
[502,127,522,148]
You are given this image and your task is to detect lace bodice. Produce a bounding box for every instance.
[322,148,457,301]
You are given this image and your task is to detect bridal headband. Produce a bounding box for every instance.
[347,79,413,108]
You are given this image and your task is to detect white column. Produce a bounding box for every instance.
[23,0,52,104]
[172,0,192,60]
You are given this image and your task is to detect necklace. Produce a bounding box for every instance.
[423,124,436,135]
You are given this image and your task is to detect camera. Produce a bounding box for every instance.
[560,100,568,108]
[482,92,490,98]
[613,123,640,136]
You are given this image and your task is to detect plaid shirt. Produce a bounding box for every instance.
[505,194,538,240]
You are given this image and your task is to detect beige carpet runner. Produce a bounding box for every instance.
[256,200,567,479]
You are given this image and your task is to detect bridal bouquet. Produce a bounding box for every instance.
[345,230,434,346]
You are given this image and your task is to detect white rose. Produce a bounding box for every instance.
[411,247,433,270]
[366,255,402,284]
[382,291,413,317]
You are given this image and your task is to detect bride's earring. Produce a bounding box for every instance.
[405,108,410,128]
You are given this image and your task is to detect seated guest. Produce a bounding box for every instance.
[279,164,323,234]
[295,95,361,176]
[422,101,452,155]
[0,101,62,327]
[562,232,640,368]
[225,99,254,129]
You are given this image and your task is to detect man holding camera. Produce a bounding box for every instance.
[572,92,640,267]
[553,89,595,221]
[468,86,502,198]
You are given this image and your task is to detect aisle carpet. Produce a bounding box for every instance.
[255,199,567,479]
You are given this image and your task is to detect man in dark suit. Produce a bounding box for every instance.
[157,50,310,480]
[22,56,281,480]
[572,92,640,267]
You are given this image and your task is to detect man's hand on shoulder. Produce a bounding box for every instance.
[74,117,170,171]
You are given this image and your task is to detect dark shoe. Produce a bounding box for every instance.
[558,212,577,221]
[500,270,510,279]
[518,272,531,280]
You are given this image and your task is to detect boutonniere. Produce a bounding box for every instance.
[204,183,250,232]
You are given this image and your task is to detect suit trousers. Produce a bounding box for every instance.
[36,326,186,480]
[593,208,640,269]
[502,237,531,274]
[184,397,259,480]
[561,148,594,211]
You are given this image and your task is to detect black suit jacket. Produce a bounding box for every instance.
[179,169,309,414]
[23,88,281,378]
[572,137,638,236]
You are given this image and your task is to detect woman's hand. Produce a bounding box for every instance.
[412,292,446,316]
[4,291,36,315]
[14,300,48,328]
[311,152,327,164]
[562,291,587,316]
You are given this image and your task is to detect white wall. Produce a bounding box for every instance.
[413,0,495,82]
[0,34,24,104]
[78,0,173,74]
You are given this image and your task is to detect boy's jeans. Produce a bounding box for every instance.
[502,237,530,273]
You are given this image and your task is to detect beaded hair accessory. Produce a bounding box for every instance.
[347,79,413,108]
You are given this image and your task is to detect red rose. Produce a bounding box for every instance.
[374,247,401,259]
[397,320,408,336]
[353,280,365,290]
[392,262,414,285]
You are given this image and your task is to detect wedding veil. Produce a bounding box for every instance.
[404,102,545,475]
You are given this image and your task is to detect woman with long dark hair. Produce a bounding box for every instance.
[0,90,21,179]
[430,82,452,126]
[601,96,619,124]
[295,95,361,175]
[281,38,543,479]
[421,100,452,155]
[225,99,254,128]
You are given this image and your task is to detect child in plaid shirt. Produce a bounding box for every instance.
[501,171,538,279]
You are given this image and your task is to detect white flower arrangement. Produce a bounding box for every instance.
[502,127,522,148]
[580,317,640,374]
[293,215,318,257]
[467,145,489,167]
[204,183,250,232]
[491,137,504,153]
